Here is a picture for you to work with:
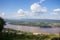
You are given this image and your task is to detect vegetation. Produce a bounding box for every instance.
[51,37,60,40]
[9,21,60,28]
[0,29,60,40]
[0,17,5,32]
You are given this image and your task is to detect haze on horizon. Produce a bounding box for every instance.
[0,0,60,20]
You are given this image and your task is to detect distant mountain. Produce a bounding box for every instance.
[5,19,60,23]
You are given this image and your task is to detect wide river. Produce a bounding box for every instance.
[4,23,60,34]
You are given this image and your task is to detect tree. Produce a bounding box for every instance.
[0,17,5,32]
[51,37,60,40]
[36,34,50,40]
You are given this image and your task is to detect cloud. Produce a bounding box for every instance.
[46,8,60,20]
[4,0,60,20]
[52,8,60,15]
[7,2,47,19]
[17,9,36,18]
[11,9,32,19]
[53,8,60,12]
[32,8,60,20]
[1,0,60,20]
[0,12,5,18]
[30,3,40,13]
[17,9,28,16]
[38,0,45,4]
[30,3,47,14]
[15,3,47,19]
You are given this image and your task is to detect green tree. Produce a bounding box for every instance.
[51,37,60,40]
[36,34,50,40]
[0,17,5,32]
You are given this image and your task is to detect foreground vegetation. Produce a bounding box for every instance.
[0,29,60,40]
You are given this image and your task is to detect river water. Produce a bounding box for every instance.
[4,23,60,34]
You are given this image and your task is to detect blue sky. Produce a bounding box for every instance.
[0,0,60,20]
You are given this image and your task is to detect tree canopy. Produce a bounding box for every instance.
[0,17,5,32]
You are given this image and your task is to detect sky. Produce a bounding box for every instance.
[0,0,60,20]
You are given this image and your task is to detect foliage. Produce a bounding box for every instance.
[0,17,5,32]
[0,29,60,40]
[0,32,58,40]
[51,37,60,40]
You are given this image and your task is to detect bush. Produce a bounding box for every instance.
[51,37,60,40]
[0,17,5,32]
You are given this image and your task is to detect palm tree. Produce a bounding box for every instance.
[0,17,5,32]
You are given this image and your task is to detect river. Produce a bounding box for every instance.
[4,23,60,34]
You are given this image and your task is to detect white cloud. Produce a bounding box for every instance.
[7,2,47,19]
[4,0,60,20]
[31,8,60,20]
[31,3,40,13]
[30,3,47,14]
[15,3,47,19]
[11,9,31,19]
[17,9,36,18]
[37,0,45,4]
[46,8,60,20]
[17,9,28,16]
[14,0,47,19]
[0,12,5,18]
[53,8,60,12]
[1,0,47,19]
[51,8,60,15]
[1,0,60,20]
